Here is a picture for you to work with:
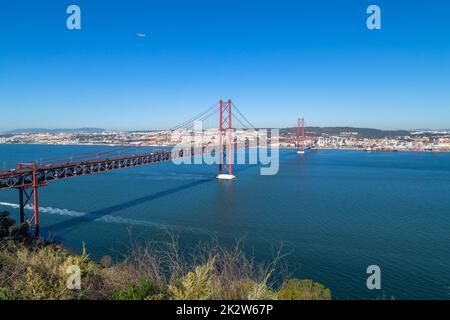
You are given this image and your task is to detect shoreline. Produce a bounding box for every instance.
[0,143,449,153]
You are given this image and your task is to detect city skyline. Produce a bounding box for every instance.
[1,0,449,131]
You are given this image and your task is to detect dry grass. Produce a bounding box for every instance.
[0,212,331,300]
[105,233,295,300]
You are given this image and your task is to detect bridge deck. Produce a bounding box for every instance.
[0,147,210,190]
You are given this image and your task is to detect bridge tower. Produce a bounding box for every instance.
[17,163,41,237]
[297,118,305,154]
[217,99,235,180]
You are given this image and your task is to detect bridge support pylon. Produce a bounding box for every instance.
[17,163,41,237]
[217,99,235,180]
[297,117,305,155]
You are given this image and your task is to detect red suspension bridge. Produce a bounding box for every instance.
[0,99,306,237]
[0,99,257,236]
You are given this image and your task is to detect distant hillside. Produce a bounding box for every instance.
[3,128,105,134]
[280,127,411,139]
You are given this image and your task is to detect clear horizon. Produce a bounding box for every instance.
[1,0,449,131]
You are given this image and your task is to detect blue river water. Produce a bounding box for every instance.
[1,144,450,299]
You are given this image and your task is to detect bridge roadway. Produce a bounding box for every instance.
[0,146,214,190]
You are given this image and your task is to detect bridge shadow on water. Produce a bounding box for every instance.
[43,177,214,236]
[42,163,260,238]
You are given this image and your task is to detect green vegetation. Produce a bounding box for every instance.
[281,126,411,139]
[0,211,331,300]
[112,278,165,300]
[276,279,331,300]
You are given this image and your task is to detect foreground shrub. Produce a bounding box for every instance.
[1,237,108,299]
[227,278,274,300]
[0,211,15,238]
[169,259,216,300]
[246,278,276,300]
[276,279,331,300]
[0,211,29,240]
[112,277,165,300]
[0,287,15,300]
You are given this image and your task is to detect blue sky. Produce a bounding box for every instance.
[0,0,449,130]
